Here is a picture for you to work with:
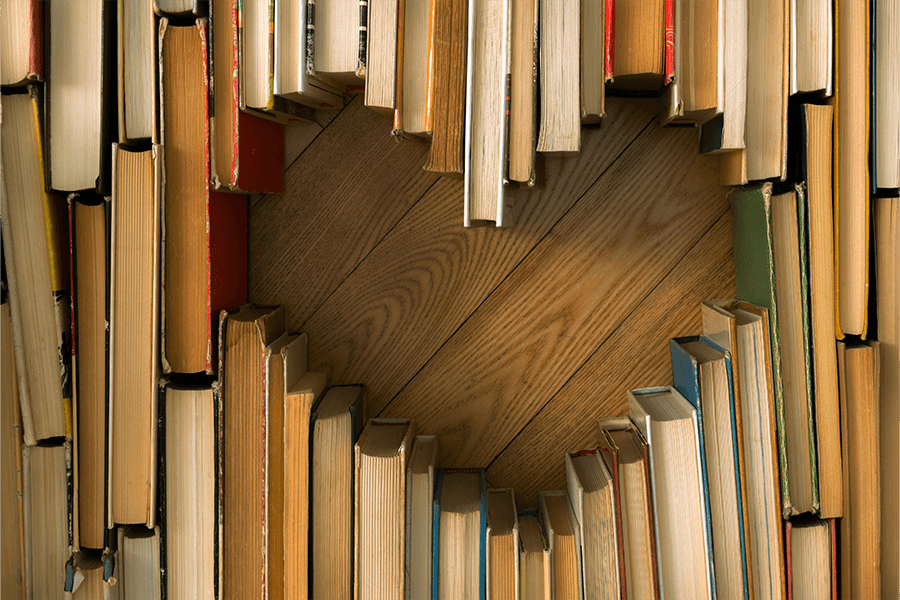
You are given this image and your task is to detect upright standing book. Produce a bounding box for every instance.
[0,88,72,445]
[433,468,487,600]
[536,0,580,155]
[539,491,583,600]
[406,435,439,600]
[518,509,550,600]
[785,518,836,600]
[0,0,43,86]
[487,488,518,600]
[507,0,541,185]
[160,18,248,375]
[118,0,158,142]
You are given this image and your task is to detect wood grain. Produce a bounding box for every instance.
[379,123,728,469]
[488,212,735,505]
[300,97,658,410]
[249,96,439,327]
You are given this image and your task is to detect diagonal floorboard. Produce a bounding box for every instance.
[379,122,728,468]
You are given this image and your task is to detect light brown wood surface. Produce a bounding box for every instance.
[249,96,734,505]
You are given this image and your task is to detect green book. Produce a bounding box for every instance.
[730,183,818,517]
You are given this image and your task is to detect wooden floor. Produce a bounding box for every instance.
[249,95,736,507]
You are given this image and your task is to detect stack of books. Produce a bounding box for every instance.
[0,0,896,598]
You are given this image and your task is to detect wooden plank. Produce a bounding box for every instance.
[379,123,728,468]
[284,105,344,170]
[487,211,736,506]
[248,96,439,327]
[301,97,659,408]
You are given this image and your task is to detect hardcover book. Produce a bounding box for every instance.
[118,0,158,142]
[785,518,836,600]
[539,491,583,600]
[406,435,440,600]
[487,488,518,600]
[0,0,43,86]
[432,468,487,600]
[517,509,550,600]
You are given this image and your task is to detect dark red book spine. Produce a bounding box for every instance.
[664,0,674,84]
[605,0,614,80]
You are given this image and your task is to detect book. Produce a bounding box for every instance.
[700,300,787,600]
[790,0,833,95]
[423,0,468,177]
[837,340,882,599]
[433,468,486,600]
[518,509,550,600]
[355,418,415,600]
[210,0,286,193]
[742,0,788,182]
[406,435,439,600]
[833,0,870,336]
[311,385,367,600]
[393,0,437,137]
[794,105,842,519]
[698,0,748,153]
[581,0,604,123]
[0,0,42,86]
[153,0,204,15]
[108,145,161,530]
[608,0,665,91]
[219,305,290,600]
[312,0,367,87]
[463,0,513,227]
[487,488,518,600]
[536,0,580,155]
[596,421,658,600]
[275,0,344,109]
[284,370,327,599]
[565,447,620,600]
[23,443,71,600]
[0,88,72,445]
[539,491,583,600]
[66,550,109,599]
[117,526,162,599]
[873,0,900,190]
[160,18,248,375]
[118,0,157,142]
[663,0,720,124]
[162,382,215,599]
[47,0,116,194]
[364,0,400,115]
[730,183,816,516]
[69,196,110,549]
[876,195,899,598]
[785,518,836,600]
[0,302,26,600]
[670,336,749,600]
[507,0,541,184]
[628,386,713,600]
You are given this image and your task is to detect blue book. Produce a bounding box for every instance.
[671,336,750,600]
[432,468,487,600]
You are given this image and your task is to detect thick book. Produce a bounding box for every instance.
[108,145,162,531]
[539,491,583,600]
[730,183,816,516]
[565,447,620,600]
[506,0,542,186]
[406,435,439,600]
[117,526,162,599]
[218,305,292,600]
[312,0,367,86]
[790,0,833,95]
[463,0,514,227]
[118,0,158,142]
[670,336,749,600]
[837,340,882,599]
[310,384,367,600]
[161,381,215,599]
[662,0,720,125]
[628,386,713,600]
[608,0,666,92]
[0,0,43,86]
[487,488,518,600]
[210,0,286,194]
[23,442,72,600]
[700,300,787,600]
[153,0,205,15]
[875,195,899,598]
[1,302,26,600]
[581,0,605,123]
[596,419,658,600]
[47,0,116,194]
[160,18,249,375]
[517,509,550,600]
[423,0,468,177]
[794,104,842,518]
[69,195,111,550]
[432,468,487,600]
[284,370,327,600]
[355,418,415,600]
[363,0,400,115]
[392,0,437,138]
[536,0,580,155]
[0,88,73,445]
[785,518,836,600]
[832,0,870,336]
[873,0,900,190]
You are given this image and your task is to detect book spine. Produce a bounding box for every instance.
[29,0,43,79]
[357,0,368,77]
[664,0,674,83]
[267,0,276,109]
[604,0,614,80]
[306,0,317,76]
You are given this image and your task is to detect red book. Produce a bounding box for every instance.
[0,0,43,85]
[160,18,248,376]
[210,0,285,194]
